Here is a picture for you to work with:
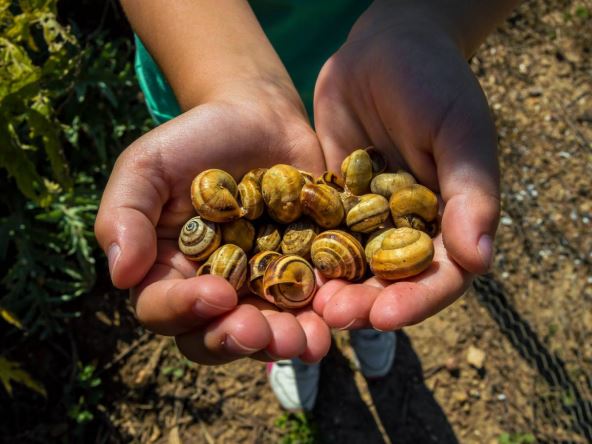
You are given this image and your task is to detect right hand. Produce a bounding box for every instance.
[95,81,331,365]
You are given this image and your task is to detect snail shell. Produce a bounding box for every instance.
[178,216,221,262]
[346,193,390,233]
[248,251,281,297]
[242,168,267,183]
[370,172,417,199]
[370,227,434,280]
[364,227,395,265]
[196,244,248,290]
[238,176,265,221]
[191,169,246,222]
[221,219,256,253]
[389,184,438,223]
[261,164,305,223]
[315,171,344,191]
[299,170,315,184]
[341,149,373,195]
[254,223,283,253]
[340,190,360,214]
[280,220,320,258]
[300,183,345,229]
[310,230,366,281]
[365,146,386,175]
[263,255,316,309]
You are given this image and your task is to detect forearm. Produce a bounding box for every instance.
[359,0,521,58]
[121,0,294,110]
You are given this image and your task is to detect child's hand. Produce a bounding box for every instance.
[313,4,500,330]
[95,82,331,364]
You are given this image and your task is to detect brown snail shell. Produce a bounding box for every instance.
[221,219,256,253]
[178,216,221,262]
[310,230,366,281]
[254,223,283,253]
[248,251,281,297]
[315,171,344,191]
[196,244,248,290]
[191,169,246,222]
[340,190,360,214]
[389,184,438,222]
[370,227,434,280]
[341,149,373,195]
[346,193,390,233]
[300,183,345,229]
[365,146,386,175]
[242,168,267,183]
[370,172,416,199]
[262,255,316,309]
[238,176,265,221]
[261,164,305,223]
[280,220,320,258]
[299,170,315,184]
[365,227,394,265]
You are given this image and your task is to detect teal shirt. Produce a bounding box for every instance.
[134,0,371,124]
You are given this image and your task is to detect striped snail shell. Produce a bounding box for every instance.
[254,223,283,253]
[178,216,221,262]
[261,164,305,223]
[299,170,315,184]
[365,227,395,265]
[310,230,366,281]
[370,171,416,199]
[221,219,256,253]
[341,149,373,195]
[191,169,246,222]
[346,193,390,233]
[262,255,316,309]
[280,220,320,258]
[248,251,281,297]
[238,171,265,221]
[370,227,434,280]
[315,171,344,191]
[300,183,345,229]
[389,184,439,235]
[242,168,267,183]
[196,244,247,290]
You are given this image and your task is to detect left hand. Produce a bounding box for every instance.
[312,4,500,330]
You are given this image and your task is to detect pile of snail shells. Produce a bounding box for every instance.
[178,147,438,311]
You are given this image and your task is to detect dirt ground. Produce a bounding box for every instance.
[58,1,592,443]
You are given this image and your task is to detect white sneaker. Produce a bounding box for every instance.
[267,359,320,411]
[350,329,396,378]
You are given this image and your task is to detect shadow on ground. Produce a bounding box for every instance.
[314,331,458,444]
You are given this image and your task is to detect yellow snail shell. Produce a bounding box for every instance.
[191,169,246,222]
[389,184,438,223]
[340,190,360,214]
[299,170,315,184]
[370,172,417,199]
[346,193,390,233]
[221,219,256,253]
[341,149,373,195]
[238,175,265,221]
[263,255,316,309]
[300,183,345,229]
[261,164,305,223]
[365,146,386,175]
[370,227,434,280]
[365,227,394,265]
[280,220,320,258]
[196,244,248,290]
[254,223,283,253]
[242,168,267,183]
[315,171,344,191]
[178,216,221,262]
[310,230,366,281]
[248,251,281,297]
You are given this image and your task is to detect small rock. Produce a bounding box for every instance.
[466,346,486,369]
[445,356,459,372]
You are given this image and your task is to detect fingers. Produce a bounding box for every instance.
[435,78,500,275]
[369,236,470,330]
[295,310,332,363]
[321,283,382,330]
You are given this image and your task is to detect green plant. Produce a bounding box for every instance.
[275,412,320,444]
[498,432,536,444]
[66,362,103,425]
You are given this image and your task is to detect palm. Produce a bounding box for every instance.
[313,28,500,330]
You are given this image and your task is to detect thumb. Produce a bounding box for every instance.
[95,148,165,289]
[435,86,500,275]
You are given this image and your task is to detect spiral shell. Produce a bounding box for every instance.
[280,220,320,258]
[315,171,344,191]
[346,193,390,233]
[261,164,305,223]
[310,230,366,281]
[341,149,373,195]
[370,172,416,199]
[238,175,265,221]
[299,170,315,184]
[254,223,282,253]
[248,251,281,297]
[370,227,434,280]
[242,168,267,183]
[191,169,245,222]
[263,255,316,309]
[196,244,248,290]
[221,219,256,253]
[300,183,345,228]
[390,184,439,235]
[178,216,221,262]
[340,190,360,214]
[364,227,394,265]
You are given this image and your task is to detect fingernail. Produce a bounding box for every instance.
[107,243,121,276]
[477,235,493,271]
[223,334,259,355]
[193,298,234,317]
[264,350,281,361]
[337,318,362,331]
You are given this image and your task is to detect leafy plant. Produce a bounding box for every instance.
[275,412,320,444]
[498,432,536,444]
